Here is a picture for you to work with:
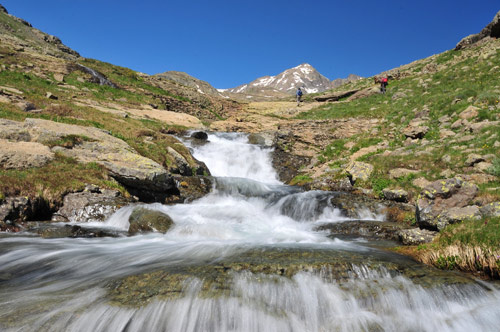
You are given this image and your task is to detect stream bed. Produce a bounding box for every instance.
[0,132,499,331]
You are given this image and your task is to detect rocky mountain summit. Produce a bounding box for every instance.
[222,63,361,101]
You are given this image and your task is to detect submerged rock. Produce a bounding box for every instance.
[128,207,174,235]
[37,224,121,238]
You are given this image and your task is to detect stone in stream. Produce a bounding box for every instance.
[128,207,174,235]
[315,220,412,241]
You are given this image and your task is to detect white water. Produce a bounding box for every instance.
[1,132,500,332]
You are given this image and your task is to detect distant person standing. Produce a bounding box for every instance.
[296,87,303,106]
[380,77,388,94]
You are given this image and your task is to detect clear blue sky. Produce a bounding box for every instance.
[2,1,499,88]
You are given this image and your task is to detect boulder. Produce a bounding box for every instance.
[168,176,213,203]
[382,189,409,203]
[46,92,58,100]
[52,187,131,223]
[0,139,54,169]
[465,153,485,167]
[467,120,500,133]
[345,161,373,184]
[480,202,500,217]
[416,178,479,231]
[412,177,432,189]
[397,228,438,245]
[128,207,174,235]
[402,124,429,139]
[15,101,36,112]
[459,106,479,120]
[53,74,65,82]
[190,131,208,140]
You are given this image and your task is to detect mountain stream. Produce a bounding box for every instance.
[0,132,500,331]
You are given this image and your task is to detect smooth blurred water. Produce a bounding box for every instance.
[0,132,499,332]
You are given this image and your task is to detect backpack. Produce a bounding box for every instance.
[297,89,303,96]
[381,77,388,83]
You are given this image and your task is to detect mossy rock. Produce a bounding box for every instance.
[128,207,174,235]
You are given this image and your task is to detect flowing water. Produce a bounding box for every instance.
[0,133,500,332]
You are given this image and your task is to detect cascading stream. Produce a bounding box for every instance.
[0,132,499,332]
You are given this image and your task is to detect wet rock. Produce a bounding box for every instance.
[52,188,131,223]
[190,131,208,141]
[416,178,479,231]
[0,196,51,223]
[168,176,213,203]
[271,131,311,183]
[38,224,121,238]
[345,161,373,184]
[128,207,174,235]
[480,202,500,217]
[397,228,438,245]
[167,146,192,176]
[316,220,411,241]
[382,189,409,203]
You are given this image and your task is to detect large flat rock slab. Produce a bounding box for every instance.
[0,139,54,169]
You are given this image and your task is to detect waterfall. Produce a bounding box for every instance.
[0,132,499,332]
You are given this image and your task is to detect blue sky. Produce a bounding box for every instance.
[2,1,499,88]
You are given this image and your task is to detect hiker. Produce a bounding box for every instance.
[380,77,388,94]
[296,87,303,106]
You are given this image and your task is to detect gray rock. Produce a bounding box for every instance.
[53,188,131,223]
[46,92,58,100]
[480,202,500,217]
[345,161,373,184]
[190,131,208,140]
[15,101,36,112]
[316,220,411,241]
[128,207,174,235]
[382,189,409,203]
[0,196,50,223]
[435,206,481,230]
[455,10,500,49]
[465,153,485,167]
[397,228,438,245]
[402,125,429,139]
[0,139,54,169]
[416,178,479,231]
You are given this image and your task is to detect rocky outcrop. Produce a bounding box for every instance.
[313,89,358,102]
[0,118,177,201]
[382,189,409,203]
[416,178,479,231]
[271,131,311,183]
[128,207,174,235]
[455,10,500,50]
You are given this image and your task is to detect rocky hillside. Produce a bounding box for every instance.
[331,74,362,89]
[223,63,351,101]
[0,5,240,228]
[155,70,223,97]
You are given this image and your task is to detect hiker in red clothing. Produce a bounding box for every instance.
[380,77,388,94]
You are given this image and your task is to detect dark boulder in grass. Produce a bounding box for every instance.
[128,207,174,235]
